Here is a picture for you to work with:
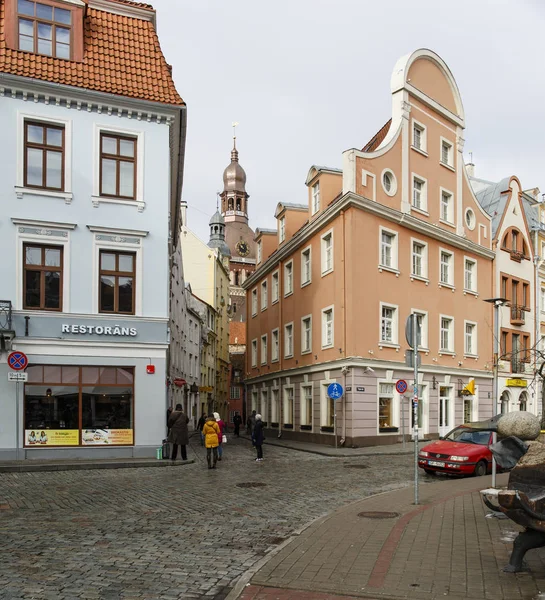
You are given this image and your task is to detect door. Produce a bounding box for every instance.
[439,386,452,437]
[463,398,472,423]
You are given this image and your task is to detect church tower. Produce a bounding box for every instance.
[221,130,255,322]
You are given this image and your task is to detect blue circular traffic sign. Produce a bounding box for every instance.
[8,351,28,371]
[395,379,408,394]
[327,383,344,400]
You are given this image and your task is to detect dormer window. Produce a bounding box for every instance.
[312,182,320,215]
[279,217,286,243]
[18,0,72,59]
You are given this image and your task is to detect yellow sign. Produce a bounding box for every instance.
[199,386,214,392]
[506,379,527,388]
[25,429,79,446]
[82,429,134,445]
[462,379,475,395]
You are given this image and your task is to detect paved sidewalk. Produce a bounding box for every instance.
[0,457,194,473]
[239,433,425,457]
[232,473,545,600]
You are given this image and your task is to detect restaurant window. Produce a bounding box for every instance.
[24,120,65,190]
[23,243,63,311]
[18,0,72,59]
[271,389,279,424]
[379,383,396,432]
[301,384,313,428]
[24,366,134,447]
[100,133,137,199]
[283,387,294,427]
[99,250,135,314]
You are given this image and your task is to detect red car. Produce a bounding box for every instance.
[418,426,493,477]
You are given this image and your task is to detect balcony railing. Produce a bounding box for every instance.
[511,305,526,325]
[0,300,12,331]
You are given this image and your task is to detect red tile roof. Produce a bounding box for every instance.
[108,0,154,9]
[229,322,246,345]
[0,0,184,106]
[362,119,391,152]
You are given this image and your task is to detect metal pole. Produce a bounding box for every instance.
[334,408,337,449]
[413,313,419,505]
[401,395,406,451]
[15,381,19,461]
[492,302,499,488]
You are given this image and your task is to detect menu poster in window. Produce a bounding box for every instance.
[82,429,133,445]
[25,429,79,446]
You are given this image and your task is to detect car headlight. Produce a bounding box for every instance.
[419,451,429,457]
[450,455,469,462]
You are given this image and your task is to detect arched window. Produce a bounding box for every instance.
[236,198,241,211]
[519,392,528,411]
[228,198,234,210]
[500,391,510,414]
[234,271,240,286]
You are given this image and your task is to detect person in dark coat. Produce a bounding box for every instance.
[168,404,189,460]
[166,406,173,434]
[233,413,242,437]
[247,410,256,435]
[196,413,207,446]
[252,413,264,462]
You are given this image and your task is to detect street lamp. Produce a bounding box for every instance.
[484,297,508,488]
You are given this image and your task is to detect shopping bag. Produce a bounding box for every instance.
[222,434,227,443]
[162,438,171,459]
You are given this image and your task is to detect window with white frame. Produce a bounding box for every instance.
[440,190,453,223]
[251,390,258,412]
[283,387,294,425]
[412,176,426,211]
[322,307,334,348]
[251,339,258,366]
[271,328,279,362]
[465,322,476,355]
[301,385,313,427]
[380,304,397,344]
[321,231,333,275]
[284,323,293,357]
[301,247,311,286]
[440,251,453,285]
[440,317,453,352]
[321,383,335,428]
[380,229,397,269]
[414,311,428,349]
[271,389,279,423]
[251,288,258,316]
[441,139,453,167]
[260,334,267,365]
[261,280,268,310]
[284,261,293,296]
[379,383,396,430]
[312,182,320,215]
[279,217,286,242]
[464,258,477,292]
[272,271,279,303]
[411,241,427,278]
[412,122,425,151]
[260,390,268,423]
[301,315,312,353]
[257,240,262,263]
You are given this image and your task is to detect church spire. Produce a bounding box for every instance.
[231,121,239,163]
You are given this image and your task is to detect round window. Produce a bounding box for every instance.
[465,208,476,230]
[381,170,397,196]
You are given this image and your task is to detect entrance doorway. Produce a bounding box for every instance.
[463,398,472,424]
[439,386,452,437]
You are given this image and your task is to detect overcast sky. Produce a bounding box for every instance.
[154,0,545,242]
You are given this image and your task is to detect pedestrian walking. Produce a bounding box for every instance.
[196,413,207,446]
[214,412,226,461]
[233,413,242,437]
[202,413,220,469]
[252,413,264,462]
[167,404,189,461]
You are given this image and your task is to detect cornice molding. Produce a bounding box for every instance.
[88,0,156,26]
[243,191,495,289]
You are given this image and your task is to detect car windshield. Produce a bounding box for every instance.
[444,428,490,445]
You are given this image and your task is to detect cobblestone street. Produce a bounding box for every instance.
[0,437,437,600]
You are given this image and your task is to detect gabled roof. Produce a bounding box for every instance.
[0,0,184,106]
[274,202,307,218]
[471,176,540,238]
[362,119,391,152]
[305,164,342,185]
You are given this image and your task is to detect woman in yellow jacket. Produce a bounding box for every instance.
[202,414,221,469]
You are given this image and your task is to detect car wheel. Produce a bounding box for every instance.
[474,460,487,477]
[424,469,436,476]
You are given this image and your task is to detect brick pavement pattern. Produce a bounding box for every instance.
[250,473,545,600]
[0,436,432,600]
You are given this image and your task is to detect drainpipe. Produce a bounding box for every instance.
[278,259,283,439]
[340,210,347,446]
[340,367,347,445]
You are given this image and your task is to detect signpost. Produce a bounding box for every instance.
[327,383,344,449]
[405,314,420,505]
[8,351,28,461]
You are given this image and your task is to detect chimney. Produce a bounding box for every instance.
[466,162,475,177]
[180,200,188,226]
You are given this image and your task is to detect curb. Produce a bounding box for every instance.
[0,458,195,473]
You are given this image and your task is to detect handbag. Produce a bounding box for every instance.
[162,438,170,460]
[222,434,227,443]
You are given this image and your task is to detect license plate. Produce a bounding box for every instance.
[428,460,445,467]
